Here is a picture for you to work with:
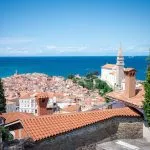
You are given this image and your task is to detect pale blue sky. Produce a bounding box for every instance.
[0,0,150,56]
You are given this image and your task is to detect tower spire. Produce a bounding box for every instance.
[118,42,123,57]
[116,43,124,90]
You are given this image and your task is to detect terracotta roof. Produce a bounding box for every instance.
[20,92,34,99]
[20,92,64,100]
[1,112,34,124]
[35,92,49,99]
[20,92,50,100]
[106,86,144,108]
[61,104,81,113]
[102,64,116,69]
[21,107,140,141]
[124,68,136,72]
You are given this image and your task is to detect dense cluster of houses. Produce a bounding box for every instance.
[3,73,105,114]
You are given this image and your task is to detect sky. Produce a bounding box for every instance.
[0,0,150,56]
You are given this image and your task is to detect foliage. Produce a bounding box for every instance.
[86,71,99,79]
[72,78,78,83]
[144,66,150,126]
[0,126,13,141]
[0,78,6,113]
[105,97,111,103]
[84,81,93,90]
[69,71,112,96]
[78,80,85,88]
[67,74,75,79]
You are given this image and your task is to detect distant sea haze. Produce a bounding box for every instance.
[0,56,147,80]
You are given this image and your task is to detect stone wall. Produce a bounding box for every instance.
[26,117,143,150]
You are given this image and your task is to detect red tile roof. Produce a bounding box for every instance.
[61,104,81,113]
[102,64,116,69]
[124,68,136,72]
[106,86,144,108]
[19,92,64,100]
[20,92,35,99]
[35,92,49,99]
[1,112,34,124]
[21,107,140,141]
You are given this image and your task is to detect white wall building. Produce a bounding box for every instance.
[101,64,117,88]
[6,101,17,112]
[101,45,125,90]
[19,92,78,115]
[19,93,38,115]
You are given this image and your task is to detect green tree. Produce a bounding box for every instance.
[105,97,110,103]
[144,51,150,126]
[0,127,13,141]
[0,78,6,113]
[86,71,98,79]
[78,80,85,88]
[67,74,75,79]
[84,81,93,90]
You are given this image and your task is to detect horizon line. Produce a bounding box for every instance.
[0,55,148,57]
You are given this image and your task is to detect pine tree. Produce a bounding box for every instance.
[144,49,150,126]
[0,78,6,113]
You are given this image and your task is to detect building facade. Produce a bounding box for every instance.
[101,45,125,90]
[19,94,37,115]
[101,64,117,88]
[6,101,17,113]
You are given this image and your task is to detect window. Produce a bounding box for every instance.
[31,99,34,107]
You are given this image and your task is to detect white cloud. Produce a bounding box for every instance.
[9,49,30,54]
[45,45,57,50]
[45,45,88,52]
[0,37,33,44]
[127,44,150,54]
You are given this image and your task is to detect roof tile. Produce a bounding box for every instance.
[21,107,140,141]
[1,112,34,124]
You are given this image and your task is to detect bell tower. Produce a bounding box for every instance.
[116,43,124,90]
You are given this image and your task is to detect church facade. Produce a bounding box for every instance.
[101,45,125,90]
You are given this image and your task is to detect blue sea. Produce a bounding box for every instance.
[0,56,147,80]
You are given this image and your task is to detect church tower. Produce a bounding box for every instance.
[116,44,124,90]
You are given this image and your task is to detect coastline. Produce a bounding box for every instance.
[0,56,147,80]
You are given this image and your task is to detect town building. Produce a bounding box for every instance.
[19,92,51,115]
[19,93,37,114]
[19,92,82,115]
[6,101,17,113]
[101,64,117,88]
[106,68,144,113]
[101,45,125,90]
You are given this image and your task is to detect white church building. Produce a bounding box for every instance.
[101,45,125,90]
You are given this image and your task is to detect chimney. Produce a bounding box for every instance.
[35,93,49,116]
[124,68,136,98]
